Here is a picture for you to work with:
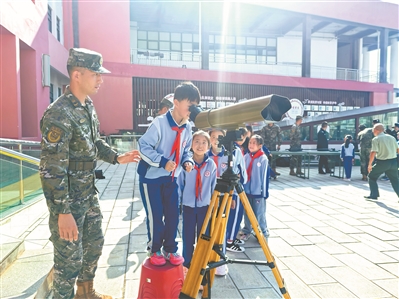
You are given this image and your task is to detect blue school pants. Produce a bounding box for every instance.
[242,196,268,237]
[139,180,179,254]
[182,205,209,268]
[343,156,353,179]
[226,195,244,241]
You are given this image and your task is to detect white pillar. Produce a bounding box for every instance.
[390,38,398,88]
[362,47,370,81]
[358,38,363,70]
[362,47,369,70]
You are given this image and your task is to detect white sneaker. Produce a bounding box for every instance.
[215,264,228,276]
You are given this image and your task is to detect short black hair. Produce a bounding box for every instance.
[251,134,264,145]
[372,119,380,124]
[174,82,201,104]
[321,121,328,128]
[359,124,366,131]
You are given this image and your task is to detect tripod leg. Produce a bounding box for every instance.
[180,191,231,299]
[202,191,234,299]
[237,191,290,299]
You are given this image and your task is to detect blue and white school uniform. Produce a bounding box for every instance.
[243,150,269,237]
[208,145,247,241]
[341,143,355,179]
[137,110,194,254]
[177,155,216,268]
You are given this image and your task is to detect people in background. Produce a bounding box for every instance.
[357,124,374,181]
[365,124,399,201]
[289,115,304,176]
[341,135,355,181]
[317,121,331,174]
[157,94,174,116]
[260,123,282,176]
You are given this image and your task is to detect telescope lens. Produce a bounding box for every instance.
[261,95,292,122]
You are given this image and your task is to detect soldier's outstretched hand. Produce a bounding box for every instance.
[117,150,141,164]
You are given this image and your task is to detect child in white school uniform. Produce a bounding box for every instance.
[341,135,355,181]
[241,135,270,241]
[178,130,217,271]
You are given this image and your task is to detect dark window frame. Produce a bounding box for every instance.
[48,6,52,33]
[56,17,61,41]
[50,84,54,103]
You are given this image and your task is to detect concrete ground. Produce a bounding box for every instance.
[1,162,398,299]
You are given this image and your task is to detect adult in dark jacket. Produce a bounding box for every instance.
[317,121,331,174]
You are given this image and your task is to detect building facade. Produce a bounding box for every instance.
[1,0,398,139]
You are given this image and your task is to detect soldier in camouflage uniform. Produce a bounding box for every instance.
[40,48,140,299]
[289,115,305,176]
[261,123,282,175]
[357,124,374,181]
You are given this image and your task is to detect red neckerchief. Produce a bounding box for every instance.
[212,155,219,177]
[170,127,184,179]
[194,162,206,201]
[246,150,263,182]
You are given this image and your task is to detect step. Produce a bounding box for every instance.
[0,195,47,274]
[0,234,25,275]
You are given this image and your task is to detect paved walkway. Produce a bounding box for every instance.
[1,162,398,299]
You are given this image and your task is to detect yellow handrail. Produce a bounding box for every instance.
[0,146,40,166]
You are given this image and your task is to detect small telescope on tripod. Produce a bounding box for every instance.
[181,94,292,299]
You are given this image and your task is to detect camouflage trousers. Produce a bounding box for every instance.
[49,195,104,299]
[289,151,303,170]
[360,149,371,175]
[265,143,278,169]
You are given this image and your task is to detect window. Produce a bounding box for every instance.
[326,119,356,141]
[359,112,398,129]
[58,87,62,97]
[56,17,61,41]
[47,6,52,33]
[50,84,54,103]
[208,34,277,64]
[133,31,193,59]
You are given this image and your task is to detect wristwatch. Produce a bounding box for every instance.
[113,154,120,165]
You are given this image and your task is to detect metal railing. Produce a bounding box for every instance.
[130,48,382,83]
[0,146,41,211]
[106,135,142,153]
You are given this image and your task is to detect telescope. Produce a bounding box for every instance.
[189,94,291,131]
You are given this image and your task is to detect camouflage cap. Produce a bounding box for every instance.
[296,115,303,121]
[67,48,110,74]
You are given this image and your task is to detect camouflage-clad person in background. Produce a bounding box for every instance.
[289,115,305,176]
[40,48,140,299]
[261,123,282,175]
[357,124,374,181]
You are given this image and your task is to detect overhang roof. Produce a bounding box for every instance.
[130,1,399,50]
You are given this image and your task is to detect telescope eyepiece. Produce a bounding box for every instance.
[189,104,204,123]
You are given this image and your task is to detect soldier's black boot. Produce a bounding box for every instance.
[74,281,112,299]
[289,168,296,176]
[272,168,281,176]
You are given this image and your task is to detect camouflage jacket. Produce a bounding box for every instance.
[357,128,373,151]
[289,124,302,150]
[261,124,281,149]
[39,86,117,215]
